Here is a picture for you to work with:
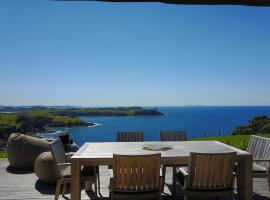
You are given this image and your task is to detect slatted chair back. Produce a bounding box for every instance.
[117,131,144,142]
[160,131,187,141]
[49,139,67,178]
[113,154,161,193]
[49,139,66,164]
[247,135,270,170]
[186,152,236,190]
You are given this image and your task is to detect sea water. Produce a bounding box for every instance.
[51,106,270,146]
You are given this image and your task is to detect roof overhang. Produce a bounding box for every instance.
[58,0,270,7]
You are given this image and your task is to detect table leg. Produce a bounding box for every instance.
[71,160,81,200]
[97,166,101,196]
[172,166,176,199]
[237,155,253,200]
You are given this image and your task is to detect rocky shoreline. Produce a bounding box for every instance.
[0,106,164,150]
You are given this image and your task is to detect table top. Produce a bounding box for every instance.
[71,141,250,165]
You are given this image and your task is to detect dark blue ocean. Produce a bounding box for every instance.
[54,106,270,146]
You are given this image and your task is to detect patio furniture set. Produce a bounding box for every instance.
[7,132,270,200]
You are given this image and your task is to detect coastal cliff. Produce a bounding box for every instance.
[0,106,164,139]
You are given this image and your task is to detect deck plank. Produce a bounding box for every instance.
[0,158,269,200]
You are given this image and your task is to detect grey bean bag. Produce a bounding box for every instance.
[34,151,57,184]
[7,133,49,170]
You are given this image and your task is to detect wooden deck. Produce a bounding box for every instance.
[0,158,270,200]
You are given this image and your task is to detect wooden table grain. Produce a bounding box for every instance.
[71,141,253,200]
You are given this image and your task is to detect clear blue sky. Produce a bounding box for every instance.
[1,1,270,106]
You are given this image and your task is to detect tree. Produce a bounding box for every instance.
[248,116,270,134]
[232,115,270,135]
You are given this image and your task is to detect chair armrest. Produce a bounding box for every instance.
[65,152,74,157]
[57,163,71,167]
[65,152,74,162]
[57,163,70,175]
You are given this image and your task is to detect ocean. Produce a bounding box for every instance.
[51,106,270,146]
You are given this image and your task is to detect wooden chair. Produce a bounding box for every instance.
[160,130,187,141]
[177,152,236,200]
[160,131,187,196]
[110,154,162,200]
[246,135,270,190]
[49,139,99,200]
[109,132,145,169]
[117,131,144,142]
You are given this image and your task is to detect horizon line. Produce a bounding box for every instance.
[1,105,270,108]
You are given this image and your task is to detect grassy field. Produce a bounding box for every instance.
[0,113,83,125]
[0,113,88,128]
[0,113,20,128]
[20,107,163,117]
[0,113,89,139]
[0,151,7,158]
[51,116,83,124]
[191,134,270,150]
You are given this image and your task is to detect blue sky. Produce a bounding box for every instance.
[1,1,270,106]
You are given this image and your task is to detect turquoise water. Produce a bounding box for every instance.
[63,106,270,146]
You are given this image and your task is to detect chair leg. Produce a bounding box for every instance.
[97,169,101,194]
[93,167,98,194]
[85,180,92,192]
[267,174,270,191]
[158,192,162,200]
[62,183,66,196]
[229,192,234,200]
[172,166,176,199]
[109,178,113,200]
[110,193,113,200]
[94,179,97,194]
[55,180,62,200]
[110,190,115,200]
[161,165,166,191]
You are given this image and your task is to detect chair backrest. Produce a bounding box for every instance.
[247,135,270,169]
[186,152,236,190]
[49,138,68,179]
[160,131,187,141]
[113,154,161,193]
[117,131,144,142]
[49,138,66,164]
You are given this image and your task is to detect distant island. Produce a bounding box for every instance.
[0,106,164,139]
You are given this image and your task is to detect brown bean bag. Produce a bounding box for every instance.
[34,151,57,184]
[7,133,49,170]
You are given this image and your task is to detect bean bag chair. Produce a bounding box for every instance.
[7,133,49,170]
[34,151,57,184]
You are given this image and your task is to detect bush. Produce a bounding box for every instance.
[232,126,253,135]
[232,115,270,135]
[0,124,17,139]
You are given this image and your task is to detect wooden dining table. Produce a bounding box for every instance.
[70,141,253,200]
